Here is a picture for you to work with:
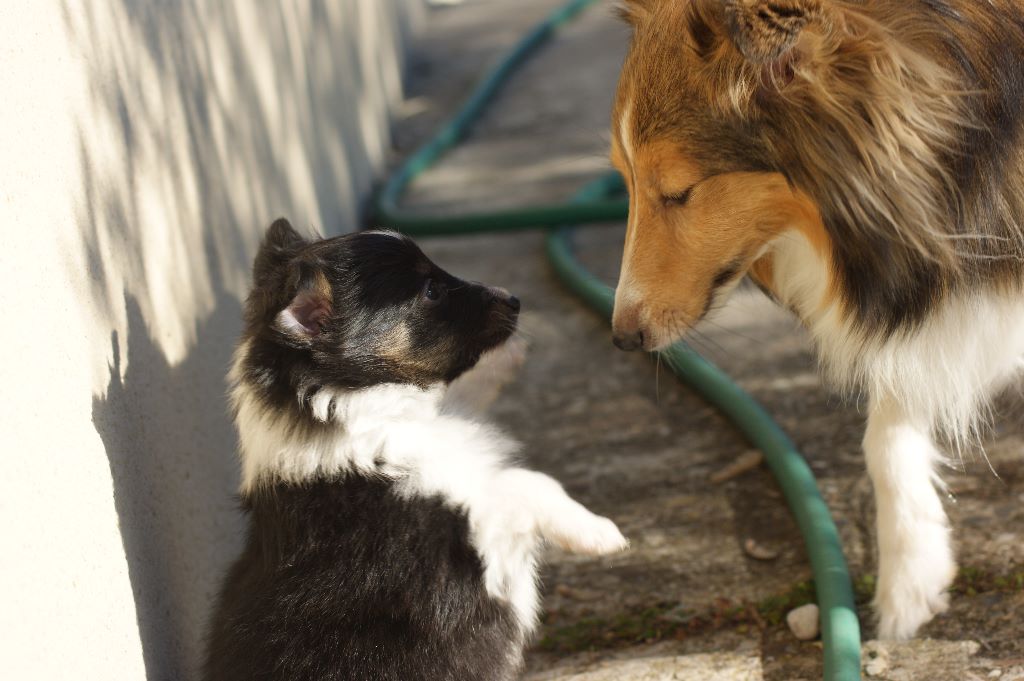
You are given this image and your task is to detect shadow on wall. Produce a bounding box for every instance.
[92,294,244,681]
[61,0,425,678]
[64,0,423,368]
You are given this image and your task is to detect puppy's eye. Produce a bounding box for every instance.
[423,279,445,303]
[662,187,693,207]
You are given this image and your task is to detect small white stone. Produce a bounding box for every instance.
[862,643,890,678]
[865,658,888,677]
[786,603,820,641]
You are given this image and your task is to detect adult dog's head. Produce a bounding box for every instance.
[609,0,970,350]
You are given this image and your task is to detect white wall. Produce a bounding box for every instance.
[0,1,423,678]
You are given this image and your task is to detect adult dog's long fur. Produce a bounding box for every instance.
[610,0,1024,639]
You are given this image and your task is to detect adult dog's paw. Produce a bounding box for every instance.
[874,535,955,640]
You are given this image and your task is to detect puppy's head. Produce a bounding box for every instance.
[241,219,520,397]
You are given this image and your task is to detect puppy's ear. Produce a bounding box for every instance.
[276,262,333,339]
[254,218,308,287]
[723,0,823,82]
[616,0,663,27]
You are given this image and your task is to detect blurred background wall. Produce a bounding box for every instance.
[0,1,423,678]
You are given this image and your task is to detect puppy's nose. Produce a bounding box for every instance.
[612,329,644,352]
[487,286,519,311]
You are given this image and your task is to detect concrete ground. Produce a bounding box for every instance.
[383,1,1024,679]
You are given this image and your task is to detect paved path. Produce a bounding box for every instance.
[386,1,1024,678]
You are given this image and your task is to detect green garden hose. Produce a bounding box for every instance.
[372,1,862,679]
[376,0,628,236]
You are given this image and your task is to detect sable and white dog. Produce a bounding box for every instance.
[608,0,1024,639]
[203,220,626,681]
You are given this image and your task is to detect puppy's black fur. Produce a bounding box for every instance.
[204,478,520,681]
[204,221,525,681]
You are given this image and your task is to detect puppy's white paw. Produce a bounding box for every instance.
[874,540,956,640]
[548,512,628,556]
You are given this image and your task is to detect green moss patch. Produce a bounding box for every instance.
[537,564,1024,654]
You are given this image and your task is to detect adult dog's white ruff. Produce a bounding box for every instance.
[229,342,627,632]
[766,231,1024,638]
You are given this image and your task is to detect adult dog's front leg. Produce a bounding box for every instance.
[864,395,956,640]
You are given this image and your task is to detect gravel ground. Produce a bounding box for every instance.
[382,1,1024,678]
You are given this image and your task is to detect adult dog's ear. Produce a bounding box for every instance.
[616,0,664,27]
[723,0,822,64]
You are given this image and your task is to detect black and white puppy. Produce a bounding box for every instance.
[204,220,627,681]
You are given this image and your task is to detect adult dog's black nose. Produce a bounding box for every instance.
[612,329,644,351]
[505,295,521,312]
